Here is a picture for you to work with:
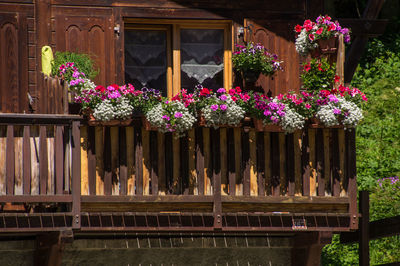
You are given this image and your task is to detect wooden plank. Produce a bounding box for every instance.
[188,129,196,195]
[264,132,271,195]
[0,126,6,195]
[110,127,119,195]
[80,126,89,195]
[220,128,228,195]
[338,129,346,196]
[227,128,236,196]
[135,126,143,195]
[195,127,204,195]
[359,190,370,266]
[346,129,357,229]
[249,129,257,196]
[46,126,55,194]
[55,126,63,195]
[211,128,222,228]
[172,134,180,194]
[308,129,316,196]
[203,127,211,195]
[14,126,23,195]
[294,131,302,196]
[95,127,104,195]
[87,126,96,195]
[6,126,15,195]
[279,133,286,196]
[71,121,81,229]
[302,130,310,196]
[103,127,112,195]
[286,133,295,196]
[23,126,31,195]
[256,132,265,196]
[180,135,188,195]
[316,129,325,196]
[30,126,39,195]
[39,126,47,195]
[234,128,242,195]
[150,131,158,195]
[142,129,150,195]
[270,132,280,196]
[242,130,250,196]
[164,133,173,194]
[119,127,128,195]
[331,129,340,197]
[157,131,166,195]
[126,127,135,195]
[323,129,331,196]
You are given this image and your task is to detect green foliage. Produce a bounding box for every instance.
[322,33,400,265]
[300,58,336,93]
[51,51,98,81]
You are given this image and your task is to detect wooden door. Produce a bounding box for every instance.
[55,13,115,86]
[244,19,302,96]
[0,12,28,113]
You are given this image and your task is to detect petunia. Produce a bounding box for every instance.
[220,104,227,111]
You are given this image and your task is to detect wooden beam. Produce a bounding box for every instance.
[359,190,370,266]
[344,0,386,83]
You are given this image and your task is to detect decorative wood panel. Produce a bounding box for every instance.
[55,12,115,86]
[245,19,302,96]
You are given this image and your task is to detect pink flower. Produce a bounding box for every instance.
[305,104,311,109]
[174,112,183,118]
[162,115,170,121]
[210,105,218,111]
[220,104,227,111]
[220,95,227,101]
[316,27,323,35]
[309,34,315,41]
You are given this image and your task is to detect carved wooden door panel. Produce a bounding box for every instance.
[244,19,301,96]
[0,12,28,113]
[56,15,115,86]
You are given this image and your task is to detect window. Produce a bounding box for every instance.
[124,19,232,97]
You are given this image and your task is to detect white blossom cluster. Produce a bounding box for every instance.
[145,101,196,137]
[279,106,305,133]
[316,97,363,128]
[295,29,318,56]
[93,97,133,121]
[201,95,245,128]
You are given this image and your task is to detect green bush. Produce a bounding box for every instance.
[51,51,98,81]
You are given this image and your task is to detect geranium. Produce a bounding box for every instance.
[295,15,351,56]
[232,42,282,78]
[145,100,196,137]
[301,58,336,93]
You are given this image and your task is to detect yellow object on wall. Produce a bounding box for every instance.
[41,46,54,76]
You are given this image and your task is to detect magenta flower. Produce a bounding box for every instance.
[174,112,183,118]
[217,88,226,94]
[210,104,219,111]
[220,95,227,101]
[162,115,170,121]
[333,108,341,115]
[220,104,227,111]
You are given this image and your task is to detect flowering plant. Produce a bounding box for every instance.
[301,58,337,93]
[145,99,196,137]
[232,42,282,77]
[295,15,351,56]
[199,88,245,128]
[171,89,197,113]
[58,62,88,92]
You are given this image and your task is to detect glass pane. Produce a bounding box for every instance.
[124,29,167,95]
[180,29,224,91]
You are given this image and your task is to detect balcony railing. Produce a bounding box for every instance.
[0,114,357,232]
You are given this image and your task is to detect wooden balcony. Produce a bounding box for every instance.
[0,114,357,233]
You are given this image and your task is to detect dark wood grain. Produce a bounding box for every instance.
[316,129,325,196]
[39,125,47,194]
[270,132,280,196]
[71,121,81,228]
[195,127,204,195]
[87,126,96,195]
[119,127,127,195]
[286,133,295,196]
[301,129,310,196]
[6,125,15,195]
[256,132,265,196]
[150,131,158,195]
[164,133,173,194]
[55,125,63,195]
[241,130,250,196]
[23,125,31,195]
[103,127,112,195]
[227,128,236,196]
[180,135,189,195]
[331,129,340,196]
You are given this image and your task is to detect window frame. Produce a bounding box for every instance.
[124,19,233,98]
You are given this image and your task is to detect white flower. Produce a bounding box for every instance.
[201,95,245,128]
[295,29,318,56]
[280,106,305,133]
[93,97,133,121]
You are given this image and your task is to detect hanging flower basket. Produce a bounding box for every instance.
[310,36,338,59]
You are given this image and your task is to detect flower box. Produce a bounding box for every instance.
[252,118,284,132]
[142,116,158,131]
[87,113,133,126]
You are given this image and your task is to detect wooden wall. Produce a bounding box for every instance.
[0,0,326,113]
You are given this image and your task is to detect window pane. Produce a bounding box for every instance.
[180,29,224,91]
[125,29,167,95]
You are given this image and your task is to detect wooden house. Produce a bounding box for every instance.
[0,0,384,265]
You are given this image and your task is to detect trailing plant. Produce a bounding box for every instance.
[301,58,337,93]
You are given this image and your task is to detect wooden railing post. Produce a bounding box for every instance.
[359,190,370,266]
[71,120,81,229]
[346,129,358,229]
[212,128,222,229]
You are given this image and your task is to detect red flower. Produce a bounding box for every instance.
[316,27,323,35]
[295,25,302,33]
[171,95,180,101]
[320,90,331,97]
[308,33,315,41]
[95,85,106,93]
[304,64,311,72]
[110,84,120,90]
[317,63,325,72]
[235,86,242,93]
[200,88,211,96]
[334,75,340,83]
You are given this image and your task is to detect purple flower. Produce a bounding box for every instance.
[210,104,219,111]
[333,108,341,115]
[162,115,170,121]
[220,95,227,101]
[108,91,121,99]
[217,88,226,94]
[174,112,183,118]
[328,95,338,103]
[264,110,272,117]
[72,71,80,78]
[277,110,286,117]
[220,104,227,111]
